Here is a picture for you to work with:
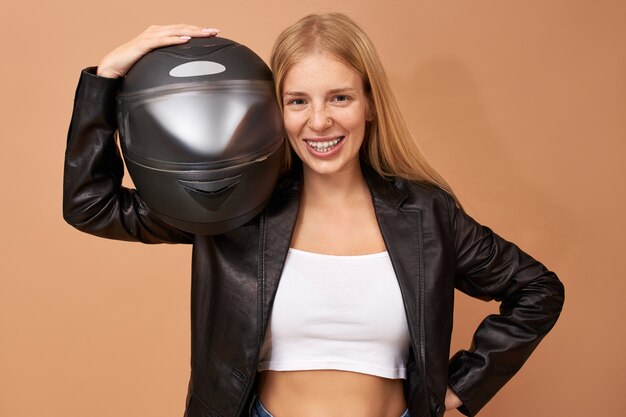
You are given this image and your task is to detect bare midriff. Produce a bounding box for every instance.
[257,369,407,417]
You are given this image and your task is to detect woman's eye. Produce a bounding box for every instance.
[287,98,306,105]
[333,95,350,103]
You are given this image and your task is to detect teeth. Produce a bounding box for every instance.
[305,137,342,152]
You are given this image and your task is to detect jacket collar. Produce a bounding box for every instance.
[361,162,408,209]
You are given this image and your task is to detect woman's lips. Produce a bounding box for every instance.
[302,136,346,157]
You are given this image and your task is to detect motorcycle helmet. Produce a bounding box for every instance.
[117,37,284,235]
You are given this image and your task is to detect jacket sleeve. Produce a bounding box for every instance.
[444,193,564,416]
[63,67,193,244]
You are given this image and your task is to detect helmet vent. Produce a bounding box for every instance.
[178,176,241,211]
[169,61,227,77]
[170,61,226,77]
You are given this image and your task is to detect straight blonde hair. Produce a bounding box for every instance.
[270,13,460,205]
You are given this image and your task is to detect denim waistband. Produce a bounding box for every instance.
[251,396,411,417]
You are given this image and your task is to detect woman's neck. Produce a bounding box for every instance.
[300,163,370,207]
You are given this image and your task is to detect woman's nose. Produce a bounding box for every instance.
[307,106,332,131]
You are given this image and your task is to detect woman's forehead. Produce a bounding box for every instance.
[282,52,362,92]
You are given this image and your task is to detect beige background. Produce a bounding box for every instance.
[2,1,625,416]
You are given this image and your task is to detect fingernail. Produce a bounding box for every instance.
[179,36,191,40]
[201,28,220,33]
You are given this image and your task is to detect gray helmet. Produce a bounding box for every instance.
[117,37,284,235]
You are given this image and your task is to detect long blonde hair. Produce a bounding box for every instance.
[270,13,460,204]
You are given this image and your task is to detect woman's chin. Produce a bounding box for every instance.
[299,156,362,178]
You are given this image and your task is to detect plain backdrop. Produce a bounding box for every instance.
[2,1,625,416]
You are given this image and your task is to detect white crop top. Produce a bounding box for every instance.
[257,248,411,379]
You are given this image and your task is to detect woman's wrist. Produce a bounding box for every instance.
[96,56,122,79]
[445,385,463,410]
[96,67,119,79]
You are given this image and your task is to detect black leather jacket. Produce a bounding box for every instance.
[63,68,564,417]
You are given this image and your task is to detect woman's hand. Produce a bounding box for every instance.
[445,385,463,411]
[96,24,220,79]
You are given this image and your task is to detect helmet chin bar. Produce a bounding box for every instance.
[117,37,284,235]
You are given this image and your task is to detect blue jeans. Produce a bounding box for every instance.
[250,396,412,417]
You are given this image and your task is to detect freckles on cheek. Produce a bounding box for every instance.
[283,115,302,140]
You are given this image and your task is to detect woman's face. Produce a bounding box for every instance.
[281,52,371,177]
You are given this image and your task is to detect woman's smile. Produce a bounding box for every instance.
[303,136,345,155]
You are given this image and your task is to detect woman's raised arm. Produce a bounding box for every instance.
[63,25,219,243]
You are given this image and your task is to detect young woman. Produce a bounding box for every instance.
[63,13,564,417]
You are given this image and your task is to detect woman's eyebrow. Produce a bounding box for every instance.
[283,88,356,97]
[327,88,356,94]
[282,91,307,97]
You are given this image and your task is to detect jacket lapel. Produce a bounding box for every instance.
[362,165,429,409]
[258,178,301,332]
[362,165,424,354]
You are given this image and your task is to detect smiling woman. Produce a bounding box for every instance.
[62,13,564,417]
